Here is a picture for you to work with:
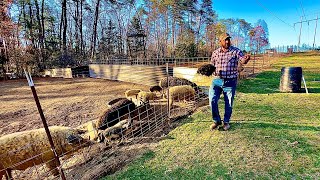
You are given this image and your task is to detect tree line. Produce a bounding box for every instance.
[0,0,269,78]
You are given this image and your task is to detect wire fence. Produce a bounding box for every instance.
[91,56,269,68]
[0,56,272,179]
[91,57,210,66]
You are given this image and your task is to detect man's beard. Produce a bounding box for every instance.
[222,43,230,49]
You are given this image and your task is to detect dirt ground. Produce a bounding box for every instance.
[1,77,192,179]
[0,59,266,137]
[0,77,150,136]
[0,63,262,179]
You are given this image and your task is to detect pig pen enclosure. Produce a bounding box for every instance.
[0,57,269,179]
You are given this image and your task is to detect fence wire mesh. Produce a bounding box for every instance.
[0,56,271,179]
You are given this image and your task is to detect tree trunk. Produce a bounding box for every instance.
[41,0,45,47]
[90,0,101,60]
[75,0,79,53]
[154,20,159,58]
[16,9,23,47]
[68,16,73,49]
[116,13,122,55]
[165,11,169,57]
[61,0,67,52]
[1,39,8,80]
[22,1,28,46]
[28,2,35,46]
[59,6,63,50]
[34,0,43,70]
[80,0,84,56]
[171,18,175,57]
[34,0,43,48]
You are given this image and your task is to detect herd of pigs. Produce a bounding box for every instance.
[0,64,215,179]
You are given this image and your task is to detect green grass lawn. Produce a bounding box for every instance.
[104,52,320,179]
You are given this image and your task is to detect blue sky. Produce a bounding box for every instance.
[214,0,320,47]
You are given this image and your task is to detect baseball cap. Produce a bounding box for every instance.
[219,33,231,41]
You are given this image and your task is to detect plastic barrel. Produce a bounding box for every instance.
[279,67,302,93]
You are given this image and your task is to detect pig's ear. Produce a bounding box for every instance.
[66,134,82,144]
[76,129,87,134]
[212,65,216,71]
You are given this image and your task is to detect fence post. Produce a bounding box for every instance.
[166,63,170,118]
[24,70,66,180]
[262,53,265,68]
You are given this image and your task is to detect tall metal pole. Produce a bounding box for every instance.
[313,15,318,49]
[298,16,303,51]
[24,70,66,180]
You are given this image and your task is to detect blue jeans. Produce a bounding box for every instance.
[209,77,237,124]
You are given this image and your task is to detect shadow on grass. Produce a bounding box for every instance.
[230,121,320,132]
[306,88,320,93]
[180,119,320,132]
[237,71,281,94]
[106,149,233,179]
[238,71,320,94]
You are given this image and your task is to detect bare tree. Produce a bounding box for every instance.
[90,0,100,60]
[61,0,67,52]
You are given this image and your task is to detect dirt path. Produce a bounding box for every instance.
[0,77,149,136]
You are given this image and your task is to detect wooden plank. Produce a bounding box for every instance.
[173,67,197,81]
[45,68,72,78]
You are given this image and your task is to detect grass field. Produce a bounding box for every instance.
[105,52,320,179]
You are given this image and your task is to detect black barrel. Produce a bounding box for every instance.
[279,67,302,93]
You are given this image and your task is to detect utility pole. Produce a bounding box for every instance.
[298,16,303,52]
[294,16,320,51]
[313,15,318,49]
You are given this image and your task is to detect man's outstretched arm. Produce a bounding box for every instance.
[239,51,251,64]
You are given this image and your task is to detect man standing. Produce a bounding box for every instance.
[209,33,250,131]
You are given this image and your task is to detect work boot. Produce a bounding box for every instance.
[210,122,221,131]
[223,123,230,131]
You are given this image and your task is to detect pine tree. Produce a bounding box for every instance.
[98,20,117,57]
[127,15,146,58]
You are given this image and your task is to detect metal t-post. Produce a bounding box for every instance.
[24,70,66,180]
